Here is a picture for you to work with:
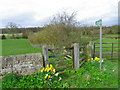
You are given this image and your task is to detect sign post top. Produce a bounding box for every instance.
[95,19,102,25]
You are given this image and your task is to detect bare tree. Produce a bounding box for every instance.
[49,11,79,27]
[6,22,20,34]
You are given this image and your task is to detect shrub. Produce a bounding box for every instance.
[2,73,20,88]
[22,30,33,39]
[1,35,6,40]
[29,12,92,48]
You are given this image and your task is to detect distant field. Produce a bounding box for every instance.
[0,39,41,56]
[1,34,119,58]
[103,34,119,37]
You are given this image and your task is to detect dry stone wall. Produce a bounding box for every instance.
[0,53,43,77]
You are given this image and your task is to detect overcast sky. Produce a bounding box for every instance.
[0,0,119,28]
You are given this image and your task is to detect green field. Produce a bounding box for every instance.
[103,34,119,37]
[1,34,119,57]
[0,39,41,56]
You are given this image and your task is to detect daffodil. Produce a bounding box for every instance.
[40,67,44,72]
[53,69,56,73]
[48,75,51,78]
[97,58,100,61]
[94,57,98,60]
[87,59,90,61]
[46,64,49,68]
[50,64,53,68]
[50,64,54,69]
[91,58,93,60]
[44,76,47,79]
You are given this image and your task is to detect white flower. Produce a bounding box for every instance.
[102,59,104,63]
[46,74,48,76]
[55,73,59,76]
[112,70,115,72]
[59,77,62,81]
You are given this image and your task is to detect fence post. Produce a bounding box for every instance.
[42,45,49,67]
[74,43,80,69]
[92,43,95,58]
[111,43,114,60]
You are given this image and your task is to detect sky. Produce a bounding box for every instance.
[0,0,119,28]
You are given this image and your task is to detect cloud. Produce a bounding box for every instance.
[1,12,49,28]
[0,0,119,28]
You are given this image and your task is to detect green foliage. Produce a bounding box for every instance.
[22,30,33,39]
[1,35,6,40]
[1,59,118,88]
[29,25,92,47]
[2,73,20,88]
[29,12,92,47]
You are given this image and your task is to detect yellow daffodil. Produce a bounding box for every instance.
[48,75,51,78]
[40,67,44,72]
[46,64,49,68]
[94,57,97,60]
[50,64,53,68]
[50,64,54,69]
[44,76,47,79]
[91,58,93,60]
[87,59,90,61]
[97,58,100,60]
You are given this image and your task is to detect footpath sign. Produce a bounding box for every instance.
[95,19,102,70]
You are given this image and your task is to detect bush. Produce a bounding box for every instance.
[22,30,33,39]
[29,12,92,48]
[2,65,62,88]
[2,35,6,40]
[2,73,20,88]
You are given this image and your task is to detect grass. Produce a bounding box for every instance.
[0,39,41,56]
[103,34,119,37]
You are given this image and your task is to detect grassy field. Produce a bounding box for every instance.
[0,39,41,56]
[103,34,119,37]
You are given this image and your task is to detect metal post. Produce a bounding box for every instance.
[100,19,102,70]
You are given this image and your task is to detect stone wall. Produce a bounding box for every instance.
[0,53,43,77]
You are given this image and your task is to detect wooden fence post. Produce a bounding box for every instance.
[111,43,114,60]
[74,43,80,69]
[92,43,95,58]
[42,45,49,67]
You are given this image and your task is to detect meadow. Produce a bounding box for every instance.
[0,39,41,56]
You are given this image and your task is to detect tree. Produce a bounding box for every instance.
[6,22,20,38]
[29,11,92,48]
[49,11,78,27]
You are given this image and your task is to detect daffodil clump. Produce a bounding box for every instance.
[37,64,62,88]
[87,57,103,63]
[40,64,60,79]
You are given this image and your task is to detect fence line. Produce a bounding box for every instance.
[93,42,119,61]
